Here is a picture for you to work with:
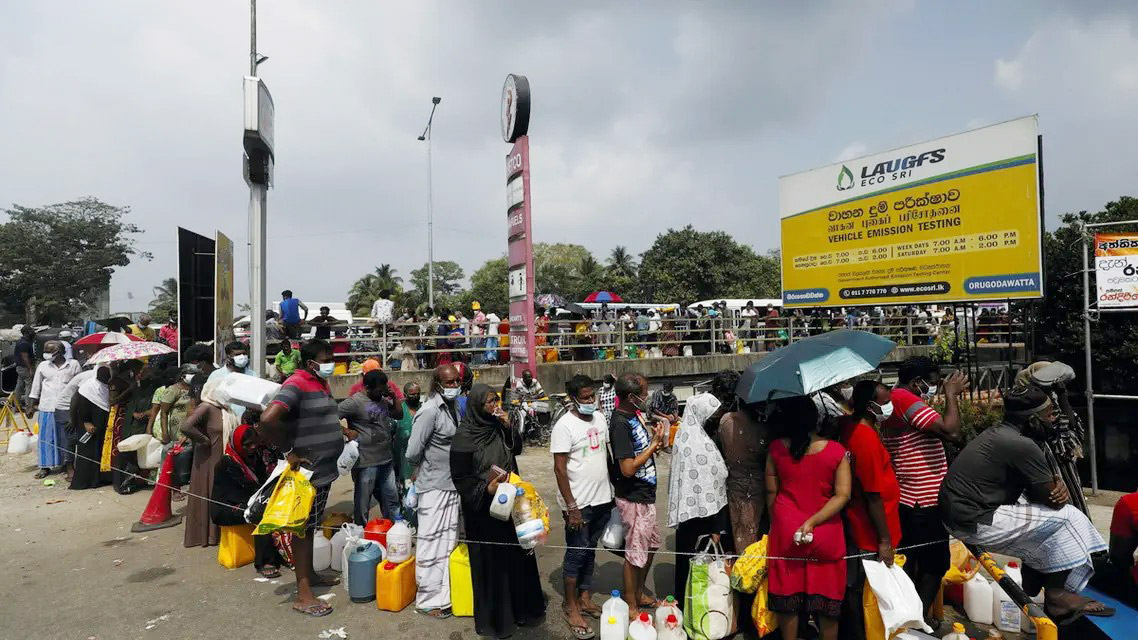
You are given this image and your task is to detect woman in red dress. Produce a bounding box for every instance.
[765,396,852,640]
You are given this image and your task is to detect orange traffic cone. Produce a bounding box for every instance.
[131,445,183,533]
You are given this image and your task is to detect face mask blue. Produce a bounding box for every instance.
[577,400,597,416]
[316,362,335,379]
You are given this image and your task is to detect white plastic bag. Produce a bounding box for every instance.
[117,433,153,452]
[245,460,288,524]
[336,440,359,476]
[862,559,934,637]
[137,438,163,469]
[403,479,418,510]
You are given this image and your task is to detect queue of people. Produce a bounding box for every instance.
[15,317,1123,638]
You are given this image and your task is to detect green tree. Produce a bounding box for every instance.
[0,197,150,324]
[407,260,465,312]
[346,264,404,316]
[637,225,781,303]
[148,277,178,322]
[607,245,638,278]
[1039,196,1138,394]
[460,256,509,316]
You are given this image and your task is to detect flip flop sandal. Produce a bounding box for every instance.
[565,621,595,639]
[293,602,333,617]
[416,608,453,619]
[260,567,282,579]
[34,470,50,479]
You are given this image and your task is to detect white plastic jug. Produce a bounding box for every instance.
[600,590,629,640]
[656,613,685,640]
[943,622,969,640]
[601,506,624,549]
[386,516,413,564]
[963,573,994,624]
[628,612,657,640]
[654,596,682,635]
[6,430,32,455]
[489,482,517,521]
[992,571,1021,632]
[312,533,332,572]
[137,438,163,469]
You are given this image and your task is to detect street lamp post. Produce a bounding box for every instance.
[418,97,441,310]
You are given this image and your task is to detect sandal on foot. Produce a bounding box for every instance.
[565,620,595,639]
[259,566,282,579]
[292,602,332,617]
[416,607,453,619]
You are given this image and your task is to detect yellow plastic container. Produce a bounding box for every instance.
[217,524,256,569]
[376,557,416,612]
[334,361,349,375]
[450,544,474,617]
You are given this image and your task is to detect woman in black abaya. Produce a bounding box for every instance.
[450,384,546,638]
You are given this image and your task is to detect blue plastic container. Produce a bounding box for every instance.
[348,541,383,603]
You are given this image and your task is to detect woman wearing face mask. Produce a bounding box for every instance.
[70,367,113,490]
[180,377,238,548]
[158,364,197,451]
[837,380,902,640]
[451,384,546,637]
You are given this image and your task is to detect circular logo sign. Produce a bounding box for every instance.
[501,74,531,143]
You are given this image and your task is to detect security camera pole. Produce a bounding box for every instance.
[243,0,274,376]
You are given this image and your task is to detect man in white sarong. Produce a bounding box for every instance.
[939,386,1115,625]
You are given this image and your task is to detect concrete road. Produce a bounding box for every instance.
[0,447,680,640]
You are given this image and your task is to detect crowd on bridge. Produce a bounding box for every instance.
[8,299,1137,639]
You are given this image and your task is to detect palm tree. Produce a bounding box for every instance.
[148,277,178,321]
[346,264,404,316]
[607,245,637,278]
[578,254,602,281]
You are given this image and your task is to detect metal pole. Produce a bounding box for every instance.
[426,130,434,310]
[246,0,256,338]
[250,184,267,377]
[1081,225,1098,494]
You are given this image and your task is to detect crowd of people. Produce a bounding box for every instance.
[10,307,1134,639]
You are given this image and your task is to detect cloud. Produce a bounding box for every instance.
[994,59,1023,91]
[834,143,868,163]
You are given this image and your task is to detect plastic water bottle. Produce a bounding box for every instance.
[943,622,969,640]
[627,612,657,640]
[385,515,413,564]
[656,613,685,640]
[600,506,624,549]
[654,596,682,635]
[600,590,629,640]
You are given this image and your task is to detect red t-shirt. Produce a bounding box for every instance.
[1110,493,1138,537]
[881,387,946,508]
[840,416,902,551]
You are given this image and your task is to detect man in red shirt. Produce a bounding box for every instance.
[1102,492,1138,604]
[881,356,966,623]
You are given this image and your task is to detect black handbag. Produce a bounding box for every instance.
[171,443,194,487]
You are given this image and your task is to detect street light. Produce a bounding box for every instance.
[418,97,441,310]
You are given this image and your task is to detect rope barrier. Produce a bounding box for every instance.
[22,434,1083,563]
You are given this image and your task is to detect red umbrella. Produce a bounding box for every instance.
[74,331,144,346]
[583,291,623,303]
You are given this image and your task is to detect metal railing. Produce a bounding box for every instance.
[274,315,1025,370]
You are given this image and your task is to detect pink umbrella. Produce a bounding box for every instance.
[74,331,144,346]
[85,341,175,365]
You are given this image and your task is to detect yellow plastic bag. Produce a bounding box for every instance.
[864,554,907,640]
[450,543,474,617]
[751,572,778,637]
[732,536,767,594]
[217,524,256,569]
[254,467,316,537]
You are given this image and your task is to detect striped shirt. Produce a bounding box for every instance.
[271,370,344,488]
[881,387,946,508]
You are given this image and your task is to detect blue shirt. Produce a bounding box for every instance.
[280,298,301,324]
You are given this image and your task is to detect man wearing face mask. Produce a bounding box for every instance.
[551,374,614,634]
[393,382,422,517]
[939,386,1113,623]
[597,374,617,422]
[405,364,462,618]
[648,381,679,425]
[880,356,966,624]
[28,340,83,478]
[339,370,404,525]
[208,341,255,416]
[259,339,345,618]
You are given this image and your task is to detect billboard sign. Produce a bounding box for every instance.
[214,232,235,366]
[779,116,1043,307]
[1094,233,1138,308]
[177,228,215,360]
[506,131,536,374]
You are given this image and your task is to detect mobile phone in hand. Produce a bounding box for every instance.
[79,431,92,444]
[490,465,508,481]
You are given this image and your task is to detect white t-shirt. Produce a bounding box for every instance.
[549,411,613,510]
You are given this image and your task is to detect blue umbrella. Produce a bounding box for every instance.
[736,329,896,403]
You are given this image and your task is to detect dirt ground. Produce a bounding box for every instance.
[0,445,1117,640]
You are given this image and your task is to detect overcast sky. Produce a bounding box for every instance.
[2,1,1136,312]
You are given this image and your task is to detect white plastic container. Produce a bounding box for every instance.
[992,563,1022,633]
[216,374,282,411]
[490,482,517,520]
[656,613,685,640]
[7,430,32,455]
[386,515,413,564]
[654,596,682,635]
[137,438,163,469]
[601,506,624,549]
[601,590,629,640]
[628,612,657,640]
[943,622,969,640]
[515,518,546,550]
[312,533,332,572]
[963,573,994,624]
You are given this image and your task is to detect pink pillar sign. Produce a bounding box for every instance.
[506,135,536,377]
